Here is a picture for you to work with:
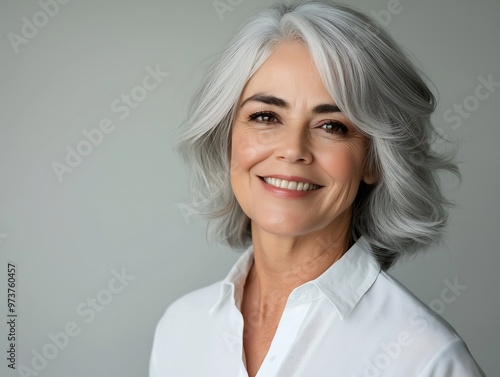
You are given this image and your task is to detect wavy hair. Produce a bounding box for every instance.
[175,0,461,270]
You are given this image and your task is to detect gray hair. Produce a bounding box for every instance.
[175,0,461,270]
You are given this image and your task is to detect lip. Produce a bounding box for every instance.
[258,175,322,186]
[257,175,323,198]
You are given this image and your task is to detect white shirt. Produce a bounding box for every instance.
[149,236,485,377]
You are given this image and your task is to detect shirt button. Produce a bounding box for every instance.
[299,293,307,300]
[269,355,276,363]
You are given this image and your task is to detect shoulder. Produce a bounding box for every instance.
[154,280,222,330]
[367,271,462,343]
[416,338,486,376]
[150,281,223,355]
[351,271,484,375]
[149,281,224,376]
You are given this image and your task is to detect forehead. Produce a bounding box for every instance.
[239,41,333,104]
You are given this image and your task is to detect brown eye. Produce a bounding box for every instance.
[321,121,348,135]
[248,111,279,124]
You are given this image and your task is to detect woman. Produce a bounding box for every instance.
[150,1,485,376]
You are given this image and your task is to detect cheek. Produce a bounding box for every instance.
[230,129,273,177]
[318,144,365,183]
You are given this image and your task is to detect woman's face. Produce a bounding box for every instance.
[230,41,377,239]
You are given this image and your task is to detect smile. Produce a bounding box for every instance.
[260,176,321,191]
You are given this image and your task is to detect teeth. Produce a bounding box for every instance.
[262,177,320,191]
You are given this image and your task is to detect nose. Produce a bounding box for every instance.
[274,125,313,164]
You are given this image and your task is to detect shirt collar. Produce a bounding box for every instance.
[209,243,254,315]
[310,235,381,319]
[209,235,381,320]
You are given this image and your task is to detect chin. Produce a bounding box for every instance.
[252,217,318,238]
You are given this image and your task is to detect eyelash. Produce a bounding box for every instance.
[248,111,348,135]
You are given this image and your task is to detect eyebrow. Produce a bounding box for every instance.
[239,93,341,114]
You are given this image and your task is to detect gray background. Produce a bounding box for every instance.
[0,0,498,376]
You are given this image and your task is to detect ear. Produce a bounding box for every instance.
[362,157,379,185]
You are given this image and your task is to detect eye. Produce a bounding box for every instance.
[248,111,279,124]
[321,121,348,135]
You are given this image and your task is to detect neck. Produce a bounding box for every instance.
[245,218,352,312]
